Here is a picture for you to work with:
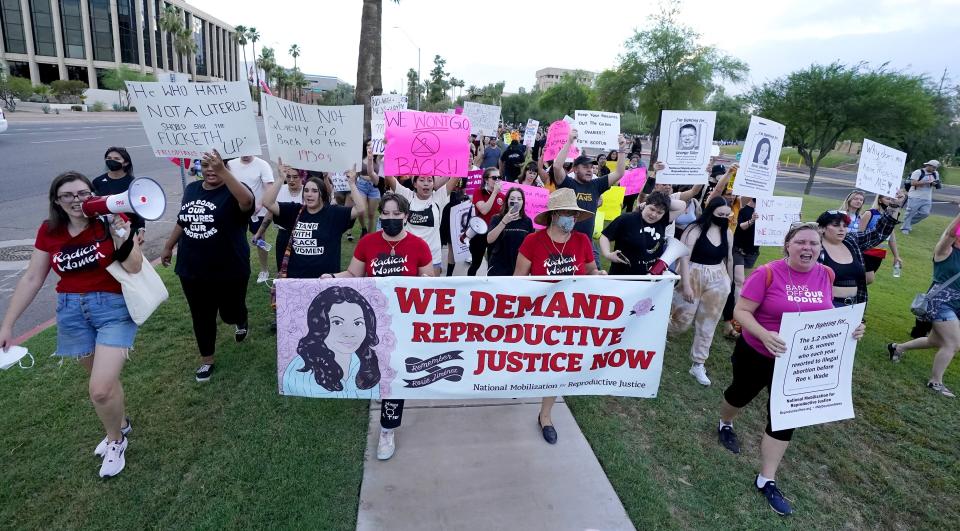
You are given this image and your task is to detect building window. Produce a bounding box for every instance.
[66,64,87,81]
[141,0,151,66]
[0,0,27,54]
[37,62,59,83]
[30,0,57,57]
[117,0,138,64]
[193,16,205,76]
[95,67,109,87]
[59,0,85,59]
[6,60,30,78]
[88,0,114,61]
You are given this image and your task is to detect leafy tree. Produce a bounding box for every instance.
[318,83,356,106]
[0,73,33,110]
[289,44,300,70]
[896,82,960,173]
[405,68,422,106]
[50,79,88,103]
[234,25,249,82]
[593,68,635,113]
[257,47,277,93]
[538,71,594,117]
[752,62,937,194]
[289,69,308,103]
[101,65,157,108]
[427,55,449,104]
[159,7,197,81]
[706,88,749,141]
[501,90,542,126]
[247,27,262,112]
[465,82,505,106]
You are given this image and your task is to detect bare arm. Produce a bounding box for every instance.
[934,211,960,261]
[261,169,285,218]
[513,254,532,276]
[552,129,578,185]
[206,150,254,211]
[668,198,686,223]
[333,257,367,278]
[676,184,705,203]
[0,250,52,346]
[365,152,380,187]
[418,264,435,276]
[607,136,629,187]
[475,181,502,216]
[160,224,183,267]
[346,166,366,220]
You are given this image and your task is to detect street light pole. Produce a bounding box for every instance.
[393,26,421,110]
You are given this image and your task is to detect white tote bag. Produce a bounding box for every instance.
[106,259,169,325]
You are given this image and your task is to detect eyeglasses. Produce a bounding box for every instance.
[57,191,93,202]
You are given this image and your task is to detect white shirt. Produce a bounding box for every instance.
[275,185,303,232]
[227,157,275,220]
[908,168,936,201]
[394,184,450,265]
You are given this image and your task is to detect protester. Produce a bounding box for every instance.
[722,196,759,339]
[0,171,143,477]
[92,147,145,238]
[599,191,685,275]
[596,153,611,177]
[325,192,434,460]
[901,160,941,234]
[514,188,606,444]
[466,168,506,275]
[254,165,304,272]
[479,136,502,169]
[859,194,903,284]
[717,222,864,516]
[440,178,470,277]
[840,190,866,231]
[384,171,458,276]
[161,150,254,383]
[816,197,901,307]
[500,139,527,182]
[519,161,545,187]
[670,196,734,386]
[887,211,960,397]
[355,144,381,238]
[486,187,534,276]
[226,155,275,283]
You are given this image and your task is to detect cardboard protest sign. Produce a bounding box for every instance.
[371,94,408,121]
[574,110,620,151]
[598,186,626,222]
[755,196,803,246]
[732,116,785,198]
[543,120,580,162]
[370,120,387,155]
[329,172,349,193]
[126,81,260,158]
[620,167,647,195]
[462,102,501,136]
[500,181,551,229]
[383,110,472,177]
[856,139,907,197]
[463,169,485,196]
[656,110,716,184]
[262,94,363,172]
[523,119,539,147]
[276,276,676,399]
[770,304,865,431]
[449,201,473,263]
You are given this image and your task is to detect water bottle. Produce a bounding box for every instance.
[893,263,901,278]
[253,238,272,252]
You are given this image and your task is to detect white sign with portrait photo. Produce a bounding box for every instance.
[656,110,716,184]
[732,116,786,198]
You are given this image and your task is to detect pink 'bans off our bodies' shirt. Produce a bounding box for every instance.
[740,259,835,358]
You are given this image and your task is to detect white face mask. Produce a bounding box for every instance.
[0,346,34,370]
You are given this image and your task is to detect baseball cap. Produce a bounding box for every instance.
[924,160,941,168]
[573,155,593,167]
[710,164,727,178]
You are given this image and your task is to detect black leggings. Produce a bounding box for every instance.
[275,229,291,272]
[179,275,249,358]
[467,234,487,276]
[722,278,736,321]
[723,337,795,442]
[381,399,404,429]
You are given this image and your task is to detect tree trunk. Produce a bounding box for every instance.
[799,148,817,195]
[252,42,261,115]
[355,0,383,139]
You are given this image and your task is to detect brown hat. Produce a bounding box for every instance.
[534,188,594,227]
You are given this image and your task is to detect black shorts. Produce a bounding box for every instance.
[248,216,264,235]
[722,337,795,442]
[732,248,760,269]
[863,253,884,273]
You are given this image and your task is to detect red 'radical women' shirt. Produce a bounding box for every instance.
[34,220,121,293]
[518,230,594,276]
[353,231,432,277]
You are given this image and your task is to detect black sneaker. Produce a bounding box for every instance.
[887,343,901,362]
[195,364,214,382]
[269,320,277,333]
[718,424,740,454]
[346,232,354,242]
[361,227,368,238]
[757,479,793,516]
[235,323,248,342]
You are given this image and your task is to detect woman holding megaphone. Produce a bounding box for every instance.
[0,171,143,478]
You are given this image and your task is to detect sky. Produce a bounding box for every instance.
[191,0,960,95]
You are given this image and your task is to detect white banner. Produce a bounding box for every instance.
[856,139,907,198]
[276,276,676,399]
[522,119,539,147]
[755,196,803,246]
[462,102,502,137]
[770,304,865,431]
[656,110,716,184]
[125,81,260,159]
[263,94,363,172]
[449,201,473,263]
[574,110,620,151]
[732,116,785,198]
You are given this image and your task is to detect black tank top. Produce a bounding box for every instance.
[820,246,862,288]
[690,226,728,265]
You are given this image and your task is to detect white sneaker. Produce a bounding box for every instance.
[94,416,132,457]
[98,437,128,477]
[690,364,711,386]
[256,271,270,284]
[377,429,396,460]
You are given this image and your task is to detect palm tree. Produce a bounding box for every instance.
[289,69,308,103]
[257,47,277,94]
[274,68,289,99]
[356,0,399,138]
[247,27,261,113]
[289,44,300,70]
[174,27,198,81]
[158,7,184,72]
[234,25,249,82]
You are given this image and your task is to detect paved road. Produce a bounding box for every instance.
[0,118,957,339]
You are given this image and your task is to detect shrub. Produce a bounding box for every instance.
[90,101,106,112]
[51,79,88,103]
[41,104,51,114]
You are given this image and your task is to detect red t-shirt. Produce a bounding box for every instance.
[353,231,433,277]
[471,188,506,225]
[518,230,595,276]
[34,220,121,294]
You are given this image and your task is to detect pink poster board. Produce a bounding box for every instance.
[383,110,471,177]
[463,169,485,196]
[619,167,647,195]
[542,120,580,162]
[500,181,551,229]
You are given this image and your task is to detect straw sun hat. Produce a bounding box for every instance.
[533,188,594,227]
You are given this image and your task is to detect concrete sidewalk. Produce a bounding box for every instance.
[356,398,634,531]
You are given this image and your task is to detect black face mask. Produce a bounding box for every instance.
[381,218,404,237]
[105,160,124,172]
[711,216,728,227]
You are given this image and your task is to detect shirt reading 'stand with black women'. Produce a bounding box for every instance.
[274,202,353,278]
[174,181,253,280]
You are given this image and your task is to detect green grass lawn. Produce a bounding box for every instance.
[2,201,958,529]
[573,194,960,529]
[720,145,859,169]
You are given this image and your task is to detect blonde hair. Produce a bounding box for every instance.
[782,222,821,257]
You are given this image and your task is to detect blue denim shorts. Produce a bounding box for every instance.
[356,177,381,199]
[55,292,138,357]
[933,305,959,322]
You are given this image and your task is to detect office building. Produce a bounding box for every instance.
[535,67,595,92]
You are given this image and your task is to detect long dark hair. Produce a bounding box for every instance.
[104,146,133,175]
[47,171,93,232]
[684,196,727,240]
[304,176,331,207]
[297,286,380,391]
[504,187,530,222]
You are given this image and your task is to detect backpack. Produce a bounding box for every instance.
[904,169,940,192]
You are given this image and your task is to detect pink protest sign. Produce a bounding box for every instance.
[463,169,485,195]
[500,181,551,229]
[542,120,580,162]
[383,110,471,177]
[620,167,647,195]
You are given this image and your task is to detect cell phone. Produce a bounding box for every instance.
[616,251,631,266]
[510,203,520,214]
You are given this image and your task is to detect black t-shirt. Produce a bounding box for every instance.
[91,173,145,232]
[533,137,546,162]
[602,211,669,275]
[500,145,525,181]
[558,176,610,237]
[487,215,535,276]
[733,204,758,255]
[175,181,253,280]
[275,202,353,278]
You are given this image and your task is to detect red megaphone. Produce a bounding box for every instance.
[81,177,167,221]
